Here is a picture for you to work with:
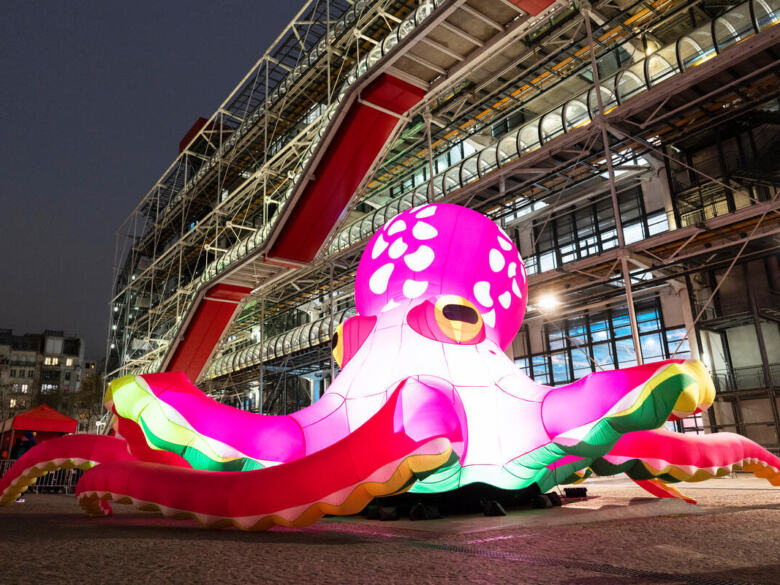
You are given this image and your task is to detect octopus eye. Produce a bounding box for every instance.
[331,315,377,369]
[441,304,479,324]
[331,323,345,368]
[434,296,484,343]
[408,295,485,345]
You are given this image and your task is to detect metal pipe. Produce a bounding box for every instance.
[583,3,644,364]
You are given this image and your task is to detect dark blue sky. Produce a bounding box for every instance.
[0,1,300,359]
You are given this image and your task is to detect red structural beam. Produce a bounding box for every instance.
[506,0,555,15]
[269,74,426,263]
[165,75,425,381]
[166,283,250,382]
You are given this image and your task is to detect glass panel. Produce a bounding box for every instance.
[588,83,618,117]
[539,110,565,143]
[646,47,679,87]
[443,166,460,194]
[381,30,399,55]
[531,355,550,384]
[515,357,531,377]
[497,133,519,165]
[666,327,690,358]
[612,310,631,338]
[567,317,588,345]
[572,349,592,379]
[563,98,590,131]
[477,145,499,175]
[460,154,480,185]
[677,26,717,70]
[431,176,444,199]
[623,222,645,244]
[550,351,572,384]
[615,337,637,368]
[754,0,780,30]
[589,313,610,342]
[518,120,541,153]
[616,68,646,103]
[714,5,756,50]
[592,342,615,370]
[547,325,566,350]
[636,303,661,332]
[640,332,664,361]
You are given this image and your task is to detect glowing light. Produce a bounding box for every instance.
[537,293,560,313]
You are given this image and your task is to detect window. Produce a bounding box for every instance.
[27,369,33,377]
[531,355,550,385]
[10,369,16,377]
[530,186,656,273]
[44,357,59,366]
[21,384,28,393]
[530,298,681,381]
[9,398,16,408]
[66,358,73,367]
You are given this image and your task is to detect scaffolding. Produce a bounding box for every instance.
[110,0,780,445]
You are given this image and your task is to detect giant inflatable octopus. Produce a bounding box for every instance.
[2,204,778,529]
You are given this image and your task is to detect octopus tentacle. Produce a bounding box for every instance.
[542,360,714,442]
[107,372,306,470]
[0,435,135,505]
[76,379,463,530]
[592,428,780,501]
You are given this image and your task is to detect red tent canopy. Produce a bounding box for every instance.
[3,404,77,434]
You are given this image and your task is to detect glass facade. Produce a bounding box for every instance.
[525,186,669,275]
[516,298,690,386]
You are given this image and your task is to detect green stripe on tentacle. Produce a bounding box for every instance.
[139,419,265,472]
[109,375,268,472]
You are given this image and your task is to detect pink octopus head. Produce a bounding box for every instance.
[355,203,527,349]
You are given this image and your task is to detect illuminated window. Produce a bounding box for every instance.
[522,298,687,385]
[9,398,16,408]
[21,384,28,393]
[66,358,73,367]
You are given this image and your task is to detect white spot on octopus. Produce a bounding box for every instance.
[387,219,407,236]
[415,205,437,218]
[489,249,505,272]
[473,281,493,308]
[512,279,523,299]
[371,234,389,259]
[403,279,428,299]
[412,221,438,240]
[497,235,512,251]
[404,245,434,271]
[369,263,394,295]
[388,237,408,259]
[483,309,496,328]
[498,291,512,309]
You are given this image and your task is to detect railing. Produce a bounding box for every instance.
[0,459,83,495]
[710,363,780,392]
[325,0,780,256]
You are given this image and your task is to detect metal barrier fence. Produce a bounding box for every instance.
[0,459,83,494]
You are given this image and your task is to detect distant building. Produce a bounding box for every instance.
[0,329,85,419]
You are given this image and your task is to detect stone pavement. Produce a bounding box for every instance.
[0,476,777,585]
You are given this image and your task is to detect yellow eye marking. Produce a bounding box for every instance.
[434,295,483,343]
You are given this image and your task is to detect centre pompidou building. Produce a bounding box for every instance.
[108,0,780,450]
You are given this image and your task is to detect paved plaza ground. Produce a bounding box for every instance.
[0,476,778,584]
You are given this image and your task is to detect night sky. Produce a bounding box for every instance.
[0,1,301,360]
